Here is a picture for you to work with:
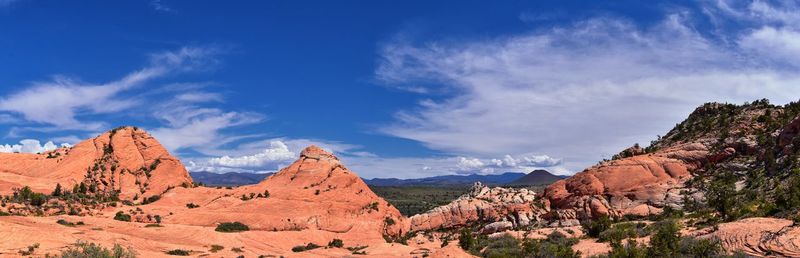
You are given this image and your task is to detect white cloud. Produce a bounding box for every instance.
[456,157,484,171]
[376,3,800,172]
[185,138,361,173]
[208,141,295,168]
[0,139,66,154]
[0,46,219,131]
[150,0,172,12]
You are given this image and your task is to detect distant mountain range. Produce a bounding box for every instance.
[508,169,566,186]
[364,172,525,186]
[190,172,271,186]
[191,170,568,187]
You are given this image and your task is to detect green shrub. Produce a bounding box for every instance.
[292,243,322,252]
[57,219,77,227]
[458,228,475,251]
[522,231,581,258]
[165,249,190,256]
[59,241,136,258]
[328,239,344,248]
[584,215,613,238]
[18,243,39,256]
[215,222,249,232]
[141,195,161,205]
[114,211,131,222]
[209,245,224,253]
[482,234,523,258]
[598,222,650,243]
[647,220,681,257]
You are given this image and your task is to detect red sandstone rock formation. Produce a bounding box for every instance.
[410,182,544,233]
[0,126,192,201]
[542,143,709,223]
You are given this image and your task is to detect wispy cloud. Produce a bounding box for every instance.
[376,1,800,172]
[150,0,172,12]
[0,46,220,131]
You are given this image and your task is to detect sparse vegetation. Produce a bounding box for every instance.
[328,239,344,248]
[291,243,322,252]
[370,185,470,216]
[215,222,250,232]
[185,203,199,209]
[165,249,190,256]
[59,241,137,258]
[209,245,224,253]
[18,243,39,256]
[458,230,580,258]
[114,211,131,222]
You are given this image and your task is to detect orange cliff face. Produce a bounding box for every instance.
[0,126,193,201]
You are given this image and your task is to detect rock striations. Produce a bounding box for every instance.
[410,182,544,233]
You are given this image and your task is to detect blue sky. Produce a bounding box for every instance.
[1,0,800,179]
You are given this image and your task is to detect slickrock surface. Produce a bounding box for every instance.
[0,126,192,201]
[0,130,471,257]
[542,143,709,224]
[410,182,544,232]
[159,145,409,239]
[695,217,800,257]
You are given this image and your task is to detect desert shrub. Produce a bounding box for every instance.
[18,243,39,256]
[458,228,476,251]
[583,215,612,238]
[522,231,581,258]
[114,211,131,222]
[605,239,648,258]
[328,239,344,248]
[231,247,244,253]
[53,183,63,196]
[384,217,396,226]
[57,219,77,227]
[140,195,161,205]
[165,249,190,256]
[185,203,199,209]
[598,222,650,243]
[59,241,136,258]
[481,234,523,258]
[291,243,322,252]
[647,219,681,257]
[215,222,249,232]
[599,229,723,258]
[209,245,224,253]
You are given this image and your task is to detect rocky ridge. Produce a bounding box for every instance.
[410,182,544,233]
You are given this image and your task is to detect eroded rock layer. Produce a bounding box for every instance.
[410,182,544,233]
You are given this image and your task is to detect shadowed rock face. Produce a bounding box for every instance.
[410,182,544,233]
[0,126,192,201]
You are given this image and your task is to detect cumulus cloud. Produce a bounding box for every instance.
[185,138,361,173]
[376,1,800,172]
[0,139,70,154]
[208,141,295,168]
